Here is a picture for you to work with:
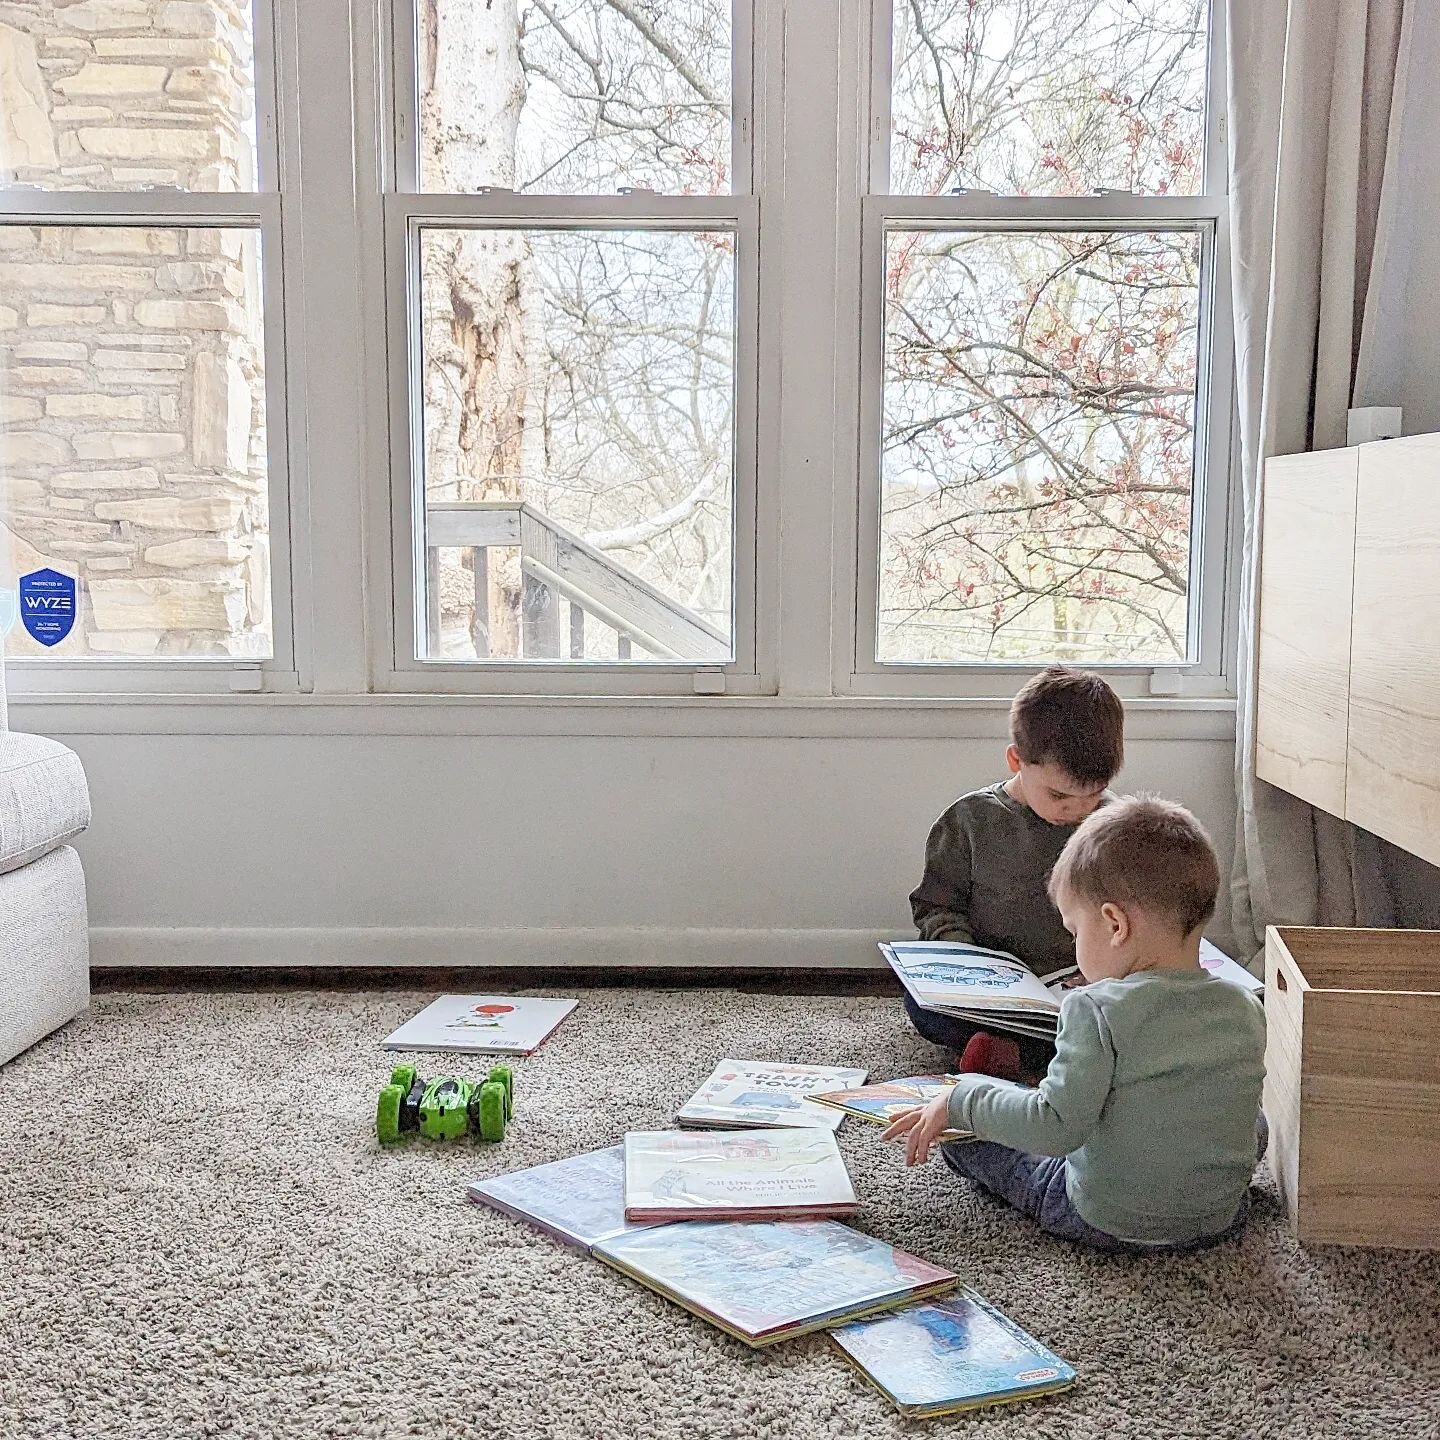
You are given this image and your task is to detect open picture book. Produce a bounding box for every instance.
[831,1291,1077,1417]
[592,1220,958,1348]
[381,994,577,1055]
[807,1075,971,1142]
[676,1058,868,1131]
[623,1127,857,1222]
[884,938,1262,1042]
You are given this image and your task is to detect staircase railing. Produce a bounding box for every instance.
[424,501,730,662]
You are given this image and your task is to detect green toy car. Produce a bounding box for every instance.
[376,1063,514,1145]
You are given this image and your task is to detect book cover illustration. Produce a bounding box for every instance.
[382,995,578,1055]
[832,1291,1077,1417]
[808,1076,971,1141]
[467,1145,658,1250]
[676,1059,868,1130]
[884,943,1060,1013]
[623,1127,858,1221]
[593,1220,958,1346]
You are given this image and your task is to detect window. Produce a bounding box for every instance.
[858,0,1227,687]
[0,1,289,678]
[0,1,1234,709]
[387,0,757,689]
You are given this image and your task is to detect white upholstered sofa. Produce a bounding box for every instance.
[0,649,91,1066]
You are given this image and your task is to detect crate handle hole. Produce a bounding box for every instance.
[1275,970,1288,993]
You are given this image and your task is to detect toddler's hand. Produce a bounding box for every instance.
[881,1093,952,1167]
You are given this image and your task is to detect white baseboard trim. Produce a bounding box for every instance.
[90,926,896,971]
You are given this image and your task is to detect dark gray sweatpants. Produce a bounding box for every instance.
[942,1111,1269,1254]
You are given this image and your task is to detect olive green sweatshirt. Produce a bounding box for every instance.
[946,969,1267,1244]
[910,781,1091,973]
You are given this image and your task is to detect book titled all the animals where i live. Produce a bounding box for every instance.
[623,1127,858,1222]
[381,995,577,1055]
[885,938,1263,1042]
[831,1291,1078,1417]
[467,1145,659,1251]
[676,1059,868,1131]
[807,1076,972,1141]
[591,1220,958,1347]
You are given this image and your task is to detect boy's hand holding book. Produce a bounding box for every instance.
[882,1094,953,1167]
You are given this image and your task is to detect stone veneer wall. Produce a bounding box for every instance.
[0,0,269,657]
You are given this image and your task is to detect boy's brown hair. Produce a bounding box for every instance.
[1048,794,1220,937]
[1010,666,1124,786]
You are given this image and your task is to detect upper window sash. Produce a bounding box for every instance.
[388,0,753,199]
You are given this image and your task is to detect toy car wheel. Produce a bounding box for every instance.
[376,1084,405,1144]
[487,1065,514,1120]
[389,1063,417,1094]
[477,1080,507,1141]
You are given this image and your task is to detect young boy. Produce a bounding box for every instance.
[885,796,1268,1253]
[907,666,1124,1078]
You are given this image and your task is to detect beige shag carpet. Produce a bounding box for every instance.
[3,986,1439,1440]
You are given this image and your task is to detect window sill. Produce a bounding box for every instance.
[9,689,1237,741]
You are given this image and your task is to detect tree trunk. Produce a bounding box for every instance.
[419,0,529,657]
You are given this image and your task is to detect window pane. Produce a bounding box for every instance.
[1,225,271,658]
[417,226,735,662]
[879,228,1201,664]
[0,3,258,192]
[890,0,1207,196]
[419,0,732,195]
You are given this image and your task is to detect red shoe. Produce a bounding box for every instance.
[957,1032,1026,1083]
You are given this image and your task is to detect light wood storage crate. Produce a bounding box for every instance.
[1264,926,1440,1248]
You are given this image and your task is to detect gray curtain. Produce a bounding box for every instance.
[1227,0,1440,958]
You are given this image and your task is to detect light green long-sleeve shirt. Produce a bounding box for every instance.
[946,969,1267,1244]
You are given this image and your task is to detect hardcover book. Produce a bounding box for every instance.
[882,942,1064,1040]
[623,1127,858,1221]
[592,1220,958,1347]
[381,995,577,1055]
[676,1058,868,1131]
[807,1075,971,1141]
[885,939,1260,1042]
[831,1291,1077,1417]
[467,1145,658,1250]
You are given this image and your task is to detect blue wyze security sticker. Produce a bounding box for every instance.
[19,568,78,647]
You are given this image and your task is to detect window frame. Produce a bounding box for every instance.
[374,0,771,697]
[0,0,301,697]
[843,0,1236,700]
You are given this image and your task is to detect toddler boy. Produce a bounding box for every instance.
[907,666,1123,1077]
[886,796,1268,1253]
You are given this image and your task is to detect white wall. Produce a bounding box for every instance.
[28,703,1238,968]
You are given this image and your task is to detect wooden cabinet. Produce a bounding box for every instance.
[1254,448,1358,817]
[1256,433,1440,868]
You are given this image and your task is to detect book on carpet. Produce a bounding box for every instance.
[381,994,577,1055]
[831,1291,1077,1417]
[623,1127,858,1221]
[676,1058,868,1131]
[885,938,1262,1042]
[467,1145,659,1250]
[807,1075,972,1141]
[591,1220,958,1348]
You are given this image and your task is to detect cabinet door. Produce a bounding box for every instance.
[1347,435,1440,867]
[1255,448,1358,818]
